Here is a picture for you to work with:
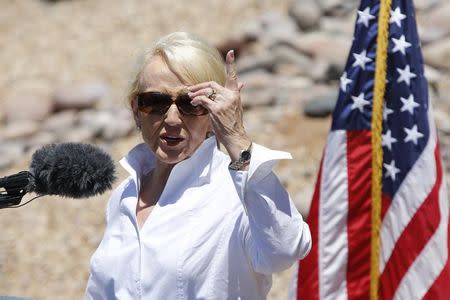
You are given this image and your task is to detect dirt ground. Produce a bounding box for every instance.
[0,1,332,299]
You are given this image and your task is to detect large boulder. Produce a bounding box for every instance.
[284,31,351,66]
[53,82,108,111]
[423,37,450,71]
[4,94,54,123]
[288,0,322,31]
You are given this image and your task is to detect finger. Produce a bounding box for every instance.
[188,87,216,99]
[237,82,244,91]
[188,81,223,93]
[190,95,217,111]
[225,50,238,91]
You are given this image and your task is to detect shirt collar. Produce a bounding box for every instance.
[119,136,218,190]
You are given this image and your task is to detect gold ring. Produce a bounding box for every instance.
[207,88,217,100]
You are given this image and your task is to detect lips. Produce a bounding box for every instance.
[160,134,184,146]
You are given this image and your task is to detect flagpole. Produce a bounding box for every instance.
[371,0,392,299]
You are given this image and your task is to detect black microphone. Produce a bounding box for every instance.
[0,143,117,208]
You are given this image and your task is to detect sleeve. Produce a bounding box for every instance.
[84,274,107,300]
[229,143,312,275]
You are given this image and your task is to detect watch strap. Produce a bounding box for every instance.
[228,142,252,170]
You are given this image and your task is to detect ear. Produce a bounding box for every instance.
[131,97,141,129]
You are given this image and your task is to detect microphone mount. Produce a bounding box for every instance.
[0,171,34,208]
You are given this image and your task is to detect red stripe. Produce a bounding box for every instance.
[422,216,450,299]
[297,158,323,300]
[346,130,372,300]
[423,155,450,299]
[379,143,443,299]
[381,193,391,221]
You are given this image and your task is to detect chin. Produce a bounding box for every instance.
[154,148,189,165]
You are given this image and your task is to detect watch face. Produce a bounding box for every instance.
[241,150,251,161]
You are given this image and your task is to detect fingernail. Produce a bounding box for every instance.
[191,101,198,107]
[188,92,194,97]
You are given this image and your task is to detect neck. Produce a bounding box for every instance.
[153,160,174,184]
[139,160,174,206]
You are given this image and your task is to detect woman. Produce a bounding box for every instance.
[85,32,311,299]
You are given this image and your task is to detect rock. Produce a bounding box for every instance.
[0,109,5,125]
[26,132,58,150]
[270,44,314,77]
[309,59,331,82]
[43,110,78,133]
[289,31,351,66]
[423,37,450,70]
[0,121,40,140]
[239,71,277,108]
[241,89,276,109]
[0,142,26,170]
[237,52,277,74]
[318,0,359,17]
[414,0,441,11]
[288,0,322,31]
[434,110,450,135]
[4,94,54,123]
[78,109,111,136]
[273,76,314,105]
[424,64,443,87]
[320,16,355,38]
[420,3,450,35]
[303,89,339,117]
[215,34,251,59]
[241,12,300,46]
[77,109,134,141]
[435,76,450,108]
[60,127,97,143]
[53,82,108,111]
[101,109,134,141]
[418,25,448,45]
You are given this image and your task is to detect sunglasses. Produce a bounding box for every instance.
[137,91,208,116]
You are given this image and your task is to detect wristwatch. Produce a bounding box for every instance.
[228,143,252,170]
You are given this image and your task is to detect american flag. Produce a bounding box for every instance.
[294,0,449,299]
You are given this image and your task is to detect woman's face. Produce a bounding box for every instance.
[133,56,212,166]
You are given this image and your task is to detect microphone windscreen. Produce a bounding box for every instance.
[29,143,116,198]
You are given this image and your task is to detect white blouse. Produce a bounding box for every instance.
[84,137,311,300]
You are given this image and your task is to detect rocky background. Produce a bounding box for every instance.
[0,0,449,299]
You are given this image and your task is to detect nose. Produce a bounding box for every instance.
[164,104,182,126]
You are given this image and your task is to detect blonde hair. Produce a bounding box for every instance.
[127,32,226,107]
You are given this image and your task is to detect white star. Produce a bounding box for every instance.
[397,65,417,86]
[400,94,420,115]
[352,50,372,70]
[383,104,394,121]
[384,160,401,181]
[351,93,370,113]
[390,7,406,27]
[340,72,353,92]
[357,7,376,27]
[382,130,398,151]
[404,124,424,145]
[392,35,412,55]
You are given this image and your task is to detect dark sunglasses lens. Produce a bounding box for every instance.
[138,92,171,115]
[177,94,208,116]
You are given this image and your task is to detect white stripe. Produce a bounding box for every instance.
[319,131,349,300]
[380,112,438,272]
[394,172,449,299]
